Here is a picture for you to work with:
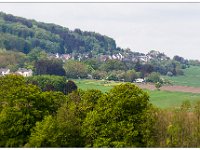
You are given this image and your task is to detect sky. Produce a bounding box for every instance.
[0,3,200,60]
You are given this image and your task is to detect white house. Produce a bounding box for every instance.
[135,78,145,83]
[0,68,10,76]
[16,68,33,77]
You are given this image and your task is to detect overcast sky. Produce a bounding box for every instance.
[0,3,200,60]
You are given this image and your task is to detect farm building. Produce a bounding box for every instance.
[16,68,33,77]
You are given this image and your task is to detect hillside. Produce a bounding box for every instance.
[0,12,119,55]
[0,11,192,79]
[163,66,200,87]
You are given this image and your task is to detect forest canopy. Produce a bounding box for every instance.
[0,12,118,55]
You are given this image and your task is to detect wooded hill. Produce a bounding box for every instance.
[0,12,193,79]
[0,12,119,55]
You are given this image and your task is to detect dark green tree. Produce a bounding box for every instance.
[66,80,78,94]
[35,59,66,76]
[26,75,67,94]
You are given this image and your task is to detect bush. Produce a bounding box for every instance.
[146,72,162,83]
[155,82,162,90]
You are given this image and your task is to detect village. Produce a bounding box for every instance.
[47,49,169,63]
[0,50,169,84]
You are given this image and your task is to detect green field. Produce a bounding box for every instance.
[148,90,200,108]
[163,66,200,87]
[75,66,200,108]
[75,79,118,92]
[75,79,200,108]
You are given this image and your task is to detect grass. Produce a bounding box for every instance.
[163,66,200,87]
[148,90,200,108]
[74,79,120,93]
[74,79,200,108]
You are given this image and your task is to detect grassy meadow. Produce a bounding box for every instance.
[75,79,118,93]
[148,90,200,108]
[74,79,200,108]
[163,66,200,87]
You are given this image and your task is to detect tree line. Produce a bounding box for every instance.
[0,48,190,84]
[0,12,118,55]
[0,74,151,147]
[1,74,200,147]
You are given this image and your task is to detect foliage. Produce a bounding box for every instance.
[155,82,162,90]
[27,89,99,147]
[91,70,107,80]
[64,60,89,79]
[100,59,128,72]
[0,12,118,55]
[0,75,67,147]
[26,75,67,94]
[27,47,47,62]
[124,69,140,82]
[2,75,200,147]
[106,72,119,81]
[79,89,103,115]
[146,72,162,83]
[150,101,200,147]
[25,115,58,147]
[173,55,189,68]
[83,58,101,70]
[82,83,153,147]
[35,58,66,76]
[27,103,83,147]
[0,50,27,71]
[140,64,154,77]
[105,70,139,82]
[66,80,78,94]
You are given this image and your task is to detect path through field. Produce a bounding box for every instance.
[136,83,200,94]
